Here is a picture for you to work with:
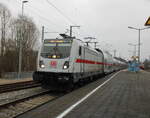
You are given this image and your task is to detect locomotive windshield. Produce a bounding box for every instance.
[40,40,72,59]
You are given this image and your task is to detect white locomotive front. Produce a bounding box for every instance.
[33,37,104,88]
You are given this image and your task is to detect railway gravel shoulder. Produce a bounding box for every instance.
[0,88,50,108]
[16,73,116,118]
[0,88,63,118]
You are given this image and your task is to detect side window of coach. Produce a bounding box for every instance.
[79,46,82,56]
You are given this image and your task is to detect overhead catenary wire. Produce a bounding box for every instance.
[14,1,66,40]
[46,0,76,25]
[27,4,68,29]
[14,0,64,30]
[27,6,61,28]
[15,0,85,39]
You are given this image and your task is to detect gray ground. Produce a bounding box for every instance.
[17,71,150,118]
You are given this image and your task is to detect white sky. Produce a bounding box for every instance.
[1,0,150,61]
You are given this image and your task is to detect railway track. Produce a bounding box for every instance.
[0,80,41,93]
[0,88,62,118]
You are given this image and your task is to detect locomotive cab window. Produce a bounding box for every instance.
[41,40,72,59]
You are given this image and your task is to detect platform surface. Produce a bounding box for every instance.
[64,70,150,118]
[17,70,150,118]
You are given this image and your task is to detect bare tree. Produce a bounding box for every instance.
[0,8,39,76]
[10,15,39,71]
[11,15,39,50]
[0,3,11,56]
[0,3,11,77]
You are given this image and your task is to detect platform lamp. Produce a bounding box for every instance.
[128,26,150,63]
[18,0,28,79]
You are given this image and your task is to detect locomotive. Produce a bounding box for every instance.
[33,35,124,89]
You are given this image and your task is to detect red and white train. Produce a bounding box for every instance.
[33,36,125,89]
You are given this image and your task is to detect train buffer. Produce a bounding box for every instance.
[16,70,150,118]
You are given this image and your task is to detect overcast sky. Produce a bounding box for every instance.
[1,0,150,61]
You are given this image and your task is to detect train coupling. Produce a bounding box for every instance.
[58,76,70,83]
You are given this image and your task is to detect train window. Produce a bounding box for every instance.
[41,42,71,59]
[79,46,82,56]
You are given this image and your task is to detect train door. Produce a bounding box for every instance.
[101,53,105,73]
[83,47,85,73]
[79,46,85,74]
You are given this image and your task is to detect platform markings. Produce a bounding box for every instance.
[56,70,122,118]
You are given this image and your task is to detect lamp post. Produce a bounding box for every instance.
[128,43,138,56]
[22,1,28,16]
[128,26,150,63]
[18,0,28,79]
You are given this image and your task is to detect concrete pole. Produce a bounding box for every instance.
[18,1,28,79]
[70,26,72,37]
[42,26,44,41]
[114,50,116,57]
[138,29,140,63]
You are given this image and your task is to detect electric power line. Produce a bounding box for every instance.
[15,0,83,38]
[27,6,60,27]
[46,0,76,25]
[15,0,63,29]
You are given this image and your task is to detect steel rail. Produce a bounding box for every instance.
[0,80,41,93]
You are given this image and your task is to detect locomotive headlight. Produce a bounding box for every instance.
[63,65,68,69]
[39,60,45,68]
[52,55,56,58]
[63,61,69,69]
[41,64,45,68]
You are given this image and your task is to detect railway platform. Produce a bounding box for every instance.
[0,78,32,85]
[17,70,150,118]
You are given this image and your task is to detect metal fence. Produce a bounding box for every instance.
[1,72,33,79]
